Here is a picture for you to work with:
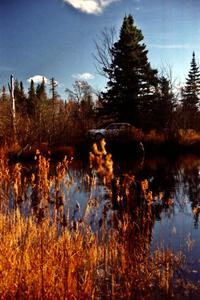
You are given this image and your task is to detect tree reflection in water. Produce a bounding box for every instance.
[176,155,200,228]
[6,144,200,251]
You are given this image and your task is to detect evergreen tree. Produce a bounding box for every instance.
[49,78,59,140]
[156,76,174,131]
[182,52,200,129]
[101,14,158,126]
[28,79,37,117]
[36,77,47,102]
[14,79,20,99]
[14,80,27,113]
[50,78,58,101]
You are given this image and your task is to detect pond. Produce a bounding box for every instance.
[112,151,200,281]
[3,148,200,281]
[70,152,200,280]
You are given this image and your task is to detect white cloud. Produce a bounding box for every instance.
[27,75,49,84]
[73,72,94,80]
[63,0,119,14]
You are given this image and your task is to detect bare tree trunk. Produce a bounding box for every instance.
[10,74,17,143]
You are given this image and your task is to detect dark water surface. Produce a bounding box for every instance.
[72,153,200,261]
[85,152,200,278]
[129,153,200,280]
[147,154,200,279]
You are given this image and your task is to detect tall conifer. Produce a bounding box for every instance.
[101,14,158,126]
[14,80,27,113]
[28,79,37,117]
[36,78,47,102]
[182,52,200,128]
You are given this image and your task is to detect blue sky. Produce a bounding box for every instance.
[0,0,199,99]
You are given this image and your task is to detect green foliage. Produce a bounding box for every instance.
[181,52,200,129]
[2,16,200,144]
[0,76,97,145]
[28,79,38,117]
[155,76,175,132]
[101,14,158,127]
[184,52,200,104]
[36,78,47,102]
[50,77,59,101]
[14,80,27,114]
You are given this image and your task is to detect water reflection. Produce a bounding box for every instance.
[3,150,200,289]
[6,153,200,226]
[105,152,200,275]
[177,155,200,228]
[141,155,200,228]
[4,152,200,262]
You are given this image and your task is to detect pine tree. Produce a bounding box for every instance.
[50,78,58,101]
[49,78,59,140]
[101,14,158,126]
[28,79,37,117]
[14,79,20,99]
[14,80,27,113]
[36,77,47,102]
[182,52,200,129]
[156,76,174,130]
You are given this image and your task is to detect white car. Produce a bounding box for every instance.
[88,123,136,141]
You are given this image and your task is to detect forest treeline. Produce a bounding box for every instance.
[1,14,200,147]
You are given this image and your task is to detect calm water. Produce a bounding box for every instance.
[86,152,200,278]
[126,153,200,279]
[9,152,200,278]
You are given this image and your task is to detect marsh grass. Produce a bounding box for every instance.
[0,209,191,299]
[0,142,199,299]
[178,129,200,145]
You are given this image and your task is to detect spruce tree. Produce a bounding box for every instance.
[14,80,27,113]
[49,78,59,139]
[28,79,37,117]
[156,76,174,130]
[101,14,158,126]
[182,52,200,129]
[36,77,47,102]
[50,78,58,101]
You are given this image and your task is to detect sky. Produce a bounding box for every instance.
[0,0,200,99]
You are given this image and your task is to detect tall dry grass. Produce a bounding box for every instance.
[0,142,198,299]
[0,209,188,299]
[178,129,200,145]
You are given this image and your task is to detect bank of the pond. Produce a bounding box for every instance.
[78,139,200,159]
[8,143,75,162]
[7,135,200,164]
